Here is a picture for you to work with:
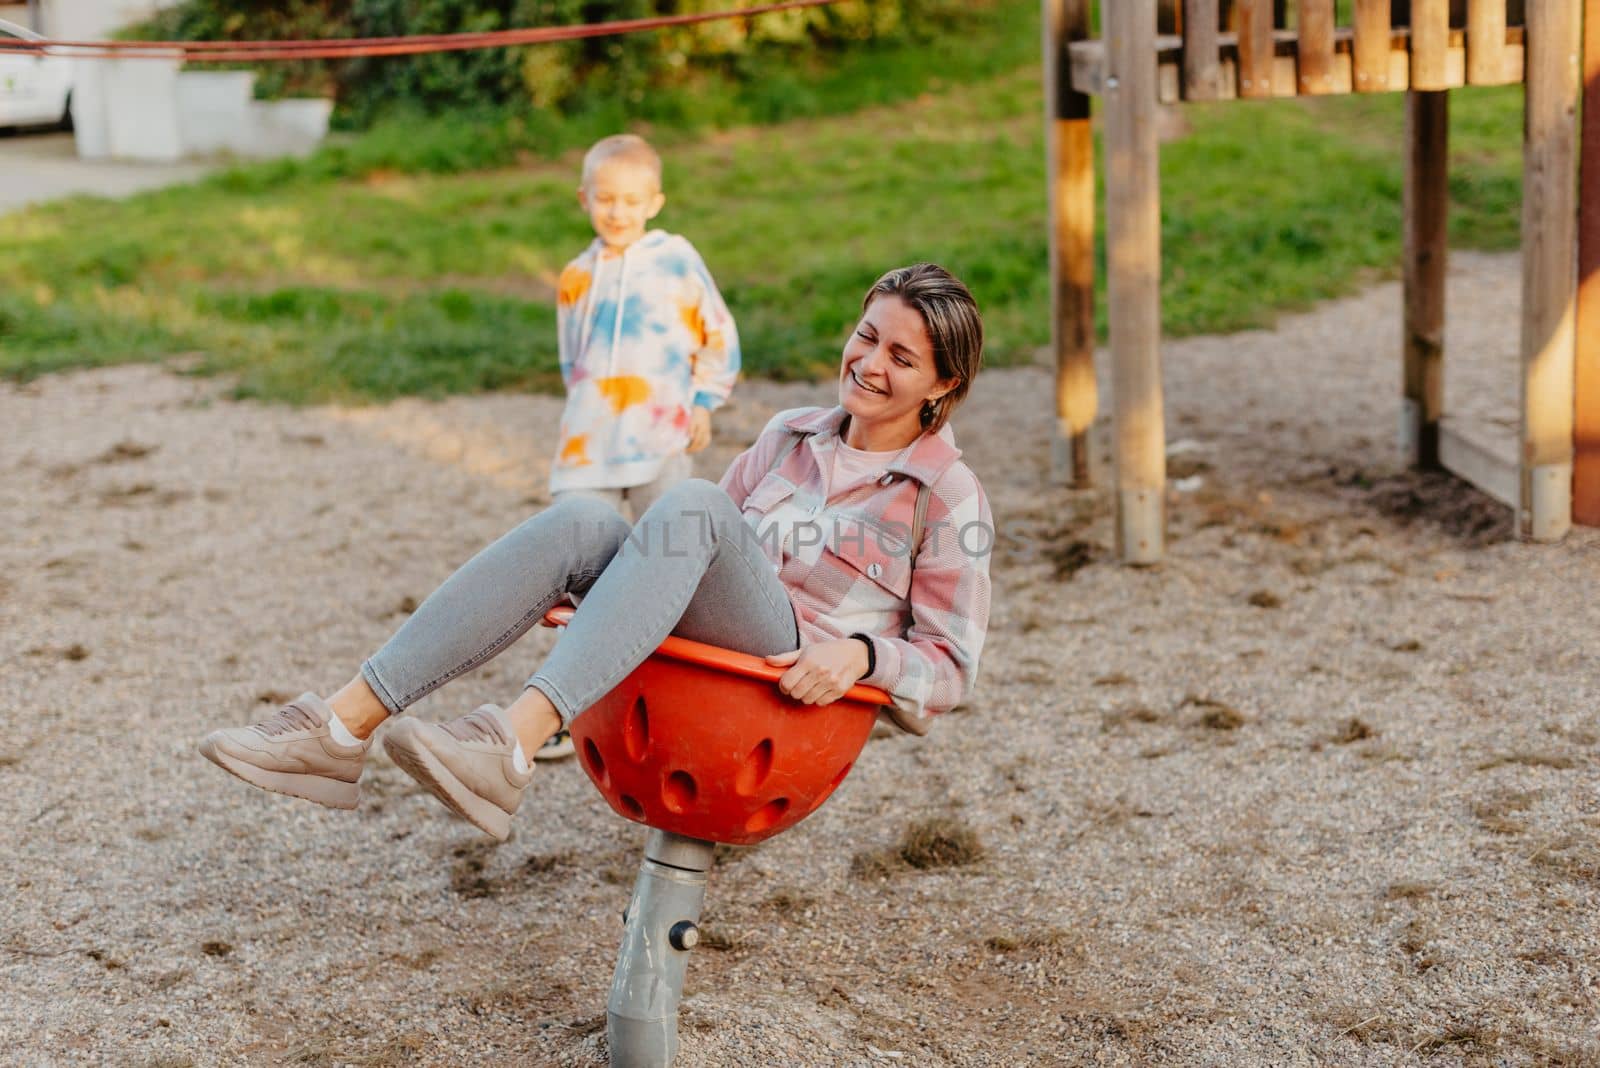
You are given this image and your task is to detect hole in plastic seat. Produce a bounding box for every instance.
[808,761,855,812]
[744,798,790,834]
[583,738,609,789]
[662,771,698,814]
[829,761,854,791]
[734,739,774,798]
[619,794,645,820]
[623,696,649,763]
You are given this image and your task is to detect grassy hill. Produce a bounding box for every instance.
[0,3,1524,402]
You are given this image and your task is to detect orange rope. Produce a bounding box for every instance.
[0,0,838,62]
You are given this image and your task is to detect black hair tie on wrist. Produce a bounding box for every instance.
[849,632,876,680]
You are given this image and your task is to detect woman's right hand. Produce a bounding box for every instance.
[765,640,870,706]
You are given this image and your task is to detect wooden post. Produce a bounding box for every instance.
[1576,0,1600,525]
[1105,0,1166,563]
[1044,0,1099,487]
[1519,0,1580,541]
[1403,91,1450,468]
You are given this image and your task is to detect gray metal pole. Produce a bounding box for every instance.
[607,830,716,1068]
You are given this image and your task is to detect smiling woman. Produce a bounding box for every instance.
[199,262,994,839]
[0,19,73,130]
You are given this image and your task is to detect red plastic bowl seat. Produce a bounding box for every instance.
[542,607,890,845]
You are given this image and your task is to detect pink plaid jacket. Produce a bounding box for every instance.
[719,406,992,734]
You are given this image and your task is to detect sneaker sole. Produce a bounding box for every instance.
[198,737,360,810]
[382,724,513,840]
[533,739,575,762]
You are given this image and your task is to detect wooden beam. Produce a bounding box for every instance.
[1044,0,1099,486]
[1104,0,1167,563]
[1404,90,1450,469]
[1576,0,1600,525]
[1440,416,1520,507]
[1519,0,1580,540]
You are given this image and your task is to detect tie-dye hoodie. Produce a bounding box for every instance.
[552,230,740,493]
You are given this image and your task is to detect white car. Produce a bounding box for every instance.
[0,18,74,130]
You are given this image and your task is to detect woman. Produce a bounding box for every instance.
[200,263,993,839]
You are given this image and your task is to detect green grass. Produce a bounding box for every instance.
[0,11,1526,402]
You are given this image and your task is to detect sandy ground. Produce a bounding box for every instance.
[2,250,1598,1067]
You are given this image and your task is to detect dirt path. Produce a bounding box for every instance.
[2,251,1597,1066]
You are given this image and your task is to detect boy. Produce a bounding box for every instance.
[540,134,741,758]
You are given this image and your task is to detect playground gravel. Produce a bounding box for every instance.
[1,250,1597,1066]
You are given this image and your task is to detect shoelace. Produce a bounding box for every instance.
[252,700,320,737]
[441,708,509,747]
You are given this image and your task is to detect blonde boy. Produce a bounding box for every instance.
[539,135,739,760]
[550,134,740,515]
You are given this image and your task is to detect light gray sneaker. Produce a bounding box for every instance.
[382,705,533,840]
[198,693,370,810]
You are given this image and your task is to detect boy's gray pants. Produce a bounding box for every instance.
[361,479,800,728]
[551,452,693,521]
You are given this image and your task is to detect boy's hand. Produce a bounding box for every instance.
[687,407,713,453]
[765,640,871,706]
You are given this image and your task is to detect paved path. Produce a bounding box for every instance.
[0,131,215,213]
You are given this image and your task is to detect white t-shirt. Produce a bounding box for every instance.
[752,440,903,566]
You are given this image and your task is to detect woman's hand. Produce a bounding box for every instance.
[765,639,871,706]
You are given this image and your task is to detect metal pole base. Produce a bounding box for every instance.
[607,830,716,1068]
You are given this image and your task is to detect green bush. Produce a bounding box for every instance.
[123,0,986,125]
[122,0,353,100]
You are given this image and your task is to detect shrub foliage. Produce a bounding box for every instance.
[125,0,976,124]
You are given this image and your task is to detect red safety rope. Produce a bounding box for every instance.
[0,0,838,61]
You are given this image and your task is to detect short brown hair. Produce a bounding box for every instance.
[580,134,662,190]
[862,263,983,432]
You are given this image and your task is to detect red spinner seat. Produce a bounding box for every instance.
[542,606,889,845]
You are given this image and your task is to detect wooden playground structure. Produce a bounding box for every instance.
[1042,0,1600,562]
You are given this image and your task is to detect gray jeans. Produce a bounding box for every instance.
[361,480,799,728]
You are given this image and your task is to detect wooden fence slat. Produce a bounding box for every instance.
[1466,0,1508,82]
[1353,0,1394,90]
[1235,0,1277,95]
[1104,0,1166,562]
[1573,0,1600,525]
[1183,0,1223,98]
[1519,0,1580,540]
[1298,0,1338,93]
[1412,0,1453,88]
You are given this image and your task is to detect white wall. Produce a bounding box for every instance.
[5,0,181,39]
